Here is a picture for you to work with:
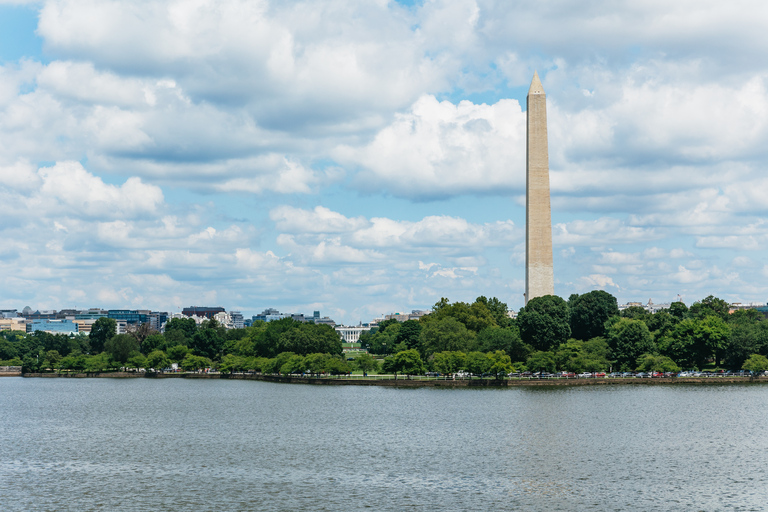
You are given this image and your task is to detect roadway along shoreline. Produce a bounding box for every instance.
[19,372,768,387]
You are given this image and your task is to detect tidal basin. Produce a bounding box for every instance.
[2,378,767,511]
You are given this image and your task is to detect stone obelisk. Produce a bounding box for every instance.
[525,71,554,304]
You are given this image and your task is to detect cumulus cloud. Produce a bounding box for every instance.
[36,0,451,129]
[553,217,658,246]
[336,95,526,199]
[268,205,521,271]
[4,0,768,319]
[270,205,369,233]
[0,160,163,220]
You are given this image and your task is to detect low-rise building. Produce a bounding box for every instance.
[618,300,673,314]
[729,302,768,318]
[0,317,27,332]
[383,310,430,322]
[29,319,78,335]
[182,306,225,319]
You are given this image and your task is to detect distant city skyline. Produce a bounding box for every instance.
[1,1,767,325]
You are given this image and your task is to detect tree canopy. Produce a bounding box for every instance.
[569,290,619,341]
[518,295,570,351]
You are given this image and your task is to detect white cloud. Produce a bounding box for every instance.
[215,159,321,195]
[337,95,526,199]
[554,217,658,246]
[35,161,163,218]
[36,0,451,129]
[578,274,620,290]
[4,0,768,320]
[270,205,369,233]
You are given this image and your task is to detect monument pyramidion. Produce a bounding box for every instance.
[525,71,554,304]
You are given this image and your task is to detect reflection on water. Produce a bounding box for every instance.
[2,378,767,511]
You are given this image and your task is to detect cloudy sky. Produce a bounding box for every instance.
[1,0,767,324]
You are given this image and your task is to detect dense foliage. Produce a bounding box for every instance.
[1,315,343,374]
[4,292,768,377]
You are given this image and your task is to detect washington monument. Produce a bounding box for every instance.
[525,71,554,303]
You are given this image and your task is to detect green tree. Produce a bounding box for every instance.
[392,349,425,378]
[163,329,188,349]
[432,351,466,376]
[84,352,114,372]
[606,318,655,370]
[42,350,62,371]
[487,350,513,379]
[660,318,697,369]
[526,351,556,373]
[277,323,343,356]
[164,317,198,339]
[646,310,675,340]
[181,354,212,371]
[304,353,331,375]
[145,350,171,371]
[620,306,649,321]
[723,315,768,369]
[248,319,305,358]
[668,301,688,320]
[569,290,619,341]
[555,338,610,373]
[190,327,225,360]
[217,354,244,373]
[464,351,491,376]
[263,352,297,374]
[141,333,165,355]
[59,353,87,372]
[22,353,42,373]
[518,295,571,351]
[423,297,500,333]
[126,353,147,371]
[324,356,351,375]
[352,353,378,375]
[475,296,512,328]
[361,326,399,355]
[636,353,680,373]
[167,344,191,363]
[279,354,307,375]
[89,317,117,353]
[395,320,422,349]
[418,317,477,357]
[742,354,768,373]
[104,334,140,364]
[0,339,18,360]
[695,315,731,367]
[477,325,530,362]
[689,295,730,321]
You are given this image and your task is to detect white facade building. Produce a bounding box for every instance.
[335,326,371,343]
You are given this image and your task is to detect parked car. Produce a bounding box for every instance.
[593,372,606,378]
[578,372,592,378]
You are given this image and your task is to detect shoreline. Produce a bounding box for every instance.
[18,372,768,387]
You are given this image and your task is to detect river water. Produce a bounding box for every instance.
[1,378,766,511]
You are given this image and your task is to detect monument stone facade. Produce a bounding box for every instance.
[525,71,555,303]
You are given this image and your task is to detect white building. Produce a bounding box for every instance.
[335,325,372,343]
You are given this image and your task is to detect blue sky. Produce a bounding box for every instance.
[1,0,768,324]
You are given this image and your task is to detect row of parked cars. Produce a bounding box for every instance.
[509,370,766,378]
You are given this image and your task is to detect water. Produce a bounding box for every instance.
[1,378,767,511]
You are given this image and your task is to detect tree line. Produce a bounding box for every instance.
[0,316,347,374]
[3,291,767,376]
[360,292,768,374]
